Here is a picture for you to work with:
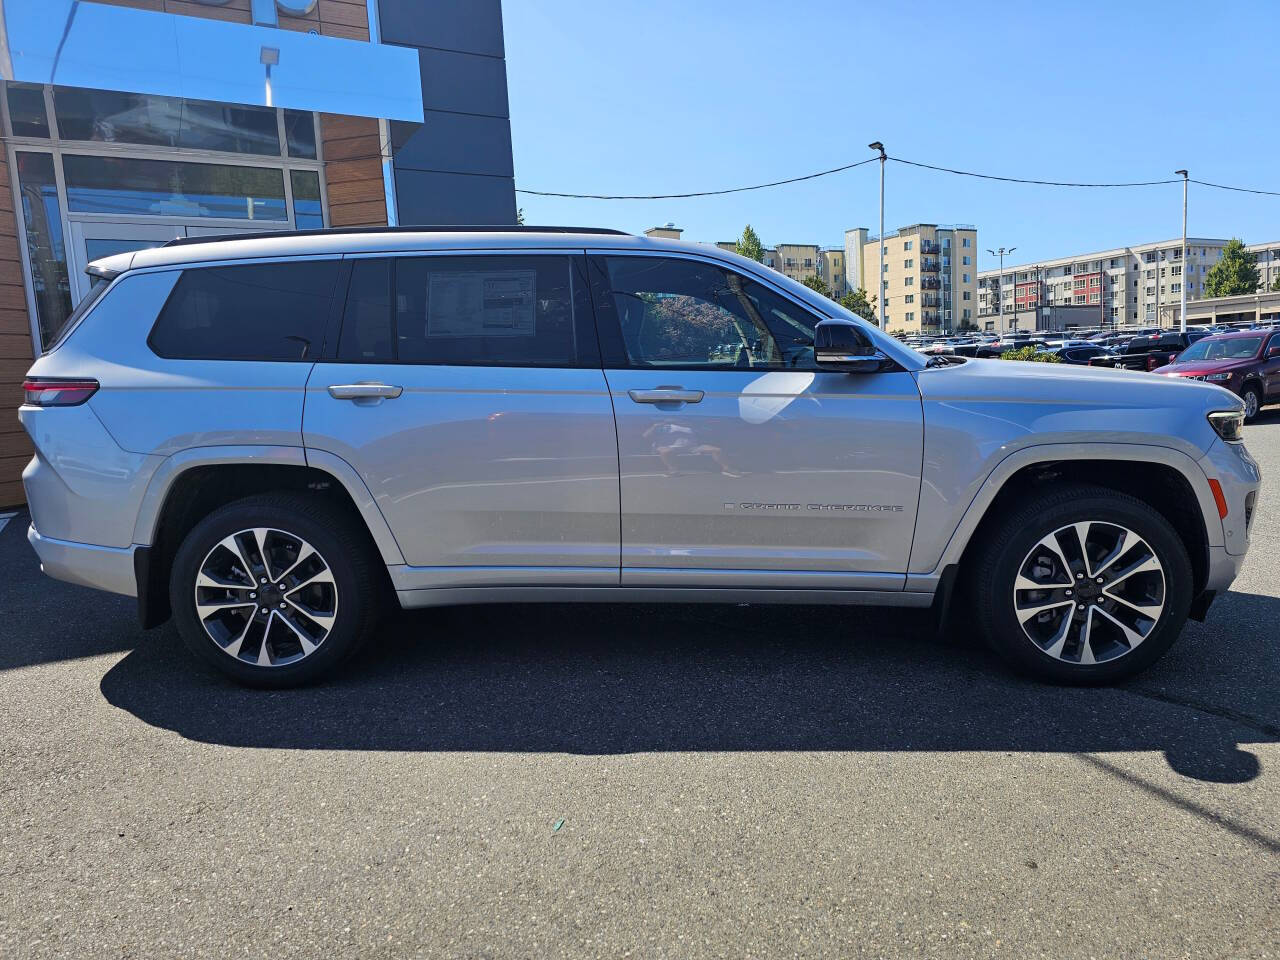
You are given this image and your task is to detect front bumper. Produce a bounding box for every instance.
[28,524,138,597]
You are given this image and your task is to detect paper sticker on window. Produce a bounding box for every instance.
[427,270,537,337]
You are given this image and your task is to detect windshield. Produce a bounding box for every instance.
[1173,336,1263,363]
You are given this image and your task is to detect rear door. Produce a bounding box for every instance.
[1264,331,1280,398]
[302,252,621,588]
[588,252,924,590]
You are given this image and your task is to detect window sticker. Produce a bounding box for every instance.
[426,270,537,337]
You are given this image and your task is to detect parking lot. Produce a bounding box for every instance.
[0,413,1276,959]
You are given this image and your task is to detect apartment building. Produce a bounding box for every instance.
[845,224,979,334]
[976,238,1231,331]
[711,239,846,297]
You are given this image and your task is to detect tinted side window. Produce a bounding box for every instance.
[338,258,393,362]
[150,260,338,360]
[394,255,585,366]
[595,256,819,369]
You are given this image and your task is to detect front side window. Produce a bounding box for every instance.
[595,256,821,370]
[337,255,589,367]
[150,261,339,361]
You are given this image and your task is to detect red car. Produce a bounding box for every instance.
[1157,328,1280,421]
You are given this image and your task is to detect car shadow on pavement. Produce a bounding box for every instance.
[94,592,1280,786]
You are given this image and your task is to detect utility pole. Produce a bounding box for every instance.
[1176,169,1188,332]
[988,246,1015,336]
[869,141,886,327]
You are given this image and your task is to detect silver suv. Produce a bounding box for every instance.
[19,227,1262,687]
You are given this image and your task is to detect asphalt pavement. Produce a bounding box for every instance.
[1,413,1277,959]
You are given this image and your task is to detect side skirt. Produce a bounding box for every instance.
[395,585,935,610]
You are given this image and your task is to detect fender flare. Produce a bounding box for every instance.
[131,444,405,566]
[905,441,1219,590]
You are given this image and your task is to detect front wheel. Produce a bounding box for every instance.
[972,484,1192,685]
[1241,384,1262,423]
[170,493,380,687]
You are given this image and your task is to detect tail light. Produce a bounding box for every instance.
[1146,355,1158,371]
[22,377,99,407]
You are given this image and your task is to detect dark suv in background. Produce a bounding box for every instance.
[1158,329,1280,421]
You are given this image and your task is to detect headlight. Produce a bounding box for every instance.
[1207,410,1245,442]
[1203,372,1232,382]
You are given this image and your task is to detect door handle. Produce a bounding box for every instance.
[628,387,705,404]
[328,382,403,400]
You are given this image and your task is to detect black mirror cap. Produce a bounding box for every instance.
[814,318,886,373]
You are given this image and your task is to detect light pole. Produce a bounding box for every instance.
[1176,169,1188,332]
[988,246,1015,335]
[869,141,886,326]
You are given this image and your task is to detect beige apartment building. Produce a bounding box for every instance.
[845,224,979,334]
[974,237,1280,331]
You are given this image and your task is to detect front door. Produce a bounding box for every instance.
[589,253,924,590]
[303,253,621,590]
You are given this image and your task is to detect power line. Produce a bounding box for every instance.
[889,156,1181,188]
[514,157,879,200]
[1190,178,1280,198]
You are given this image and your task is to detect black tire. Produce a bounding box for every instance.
[971,483,1193,685]
[1241,383,1263,423]
[170,493,379,688]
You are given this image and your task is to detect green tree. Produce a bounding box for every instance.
[801,274,830,297]
[516,207,525,225]
[1203,238,1259,297]
[1271,274,1280,292]
[839,287,877,322]
[735,224,765,262]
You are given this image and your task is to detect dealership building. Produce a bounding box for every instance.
[0,0,516,505]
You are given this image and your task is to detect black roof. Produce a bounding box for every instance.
[164,224,629,248]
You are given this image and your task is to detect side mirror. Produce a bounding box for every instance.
[814,318,887,374]
[1268,345,1280,359]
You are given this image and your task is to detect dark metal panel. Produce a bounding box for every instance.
[392,169,518,226]
[391,112,514,179]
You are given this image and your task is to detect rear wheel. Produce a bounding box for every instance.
[170,494,379,687]
[972,484,1192,684]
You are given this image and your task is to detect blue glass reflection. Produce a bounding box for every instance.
[63,155,287,221]
[2,0,424,122]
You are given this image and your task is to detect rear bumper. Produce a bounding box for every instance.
[27,524,138,597]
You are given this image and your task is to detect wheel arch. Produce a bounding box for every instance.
[916,444,1217,599]
[133,448,402,628]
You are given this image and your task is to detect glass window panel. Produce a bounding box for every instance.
[283,109,318,159]
[601,257,818,370]
[338,258,393,361]
[62,155,287,221]
[14,151,72,348]
[394,256,581,366]
[290,169,324,229]
[6,83,50,138]
[150,261,339,361]
[84,238,166,261]
[52,87,280,155]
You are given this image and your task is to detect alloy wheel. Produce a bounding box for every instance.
[193,527,338,667]
[1012,521,1165,666]
[1243,390,1260,420]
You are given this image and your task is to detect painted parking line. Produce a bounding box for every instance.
[0,512,16,535]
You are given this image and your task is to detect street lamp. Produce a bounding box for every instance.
[1176,169,1188,332]
[869,141,886,326]
[987,246,1016,335]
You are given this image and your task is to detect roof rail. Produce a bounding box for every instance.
[163,224,630,248]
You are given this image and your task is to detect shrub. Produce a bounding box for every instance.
[1000,345,1061,363]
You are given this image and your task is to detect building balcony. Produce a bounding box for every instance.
[921,311,940,325]
[921,295,940,307]
[920,241,941,255]
[920,278,941,290]
[920,260,941,272]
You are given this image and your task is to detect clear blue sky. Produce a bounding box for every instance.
[504,0,1280,274]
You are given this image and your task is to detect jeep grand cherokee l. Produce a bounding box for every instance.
[19,227,1263,687]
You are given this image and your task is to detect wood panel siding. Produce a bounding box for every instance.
[0,148,36,507]
[88,0,369,37]
[320,114,386,227]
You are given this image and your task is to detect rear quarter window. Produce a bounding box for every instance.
[149,260,339,361]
